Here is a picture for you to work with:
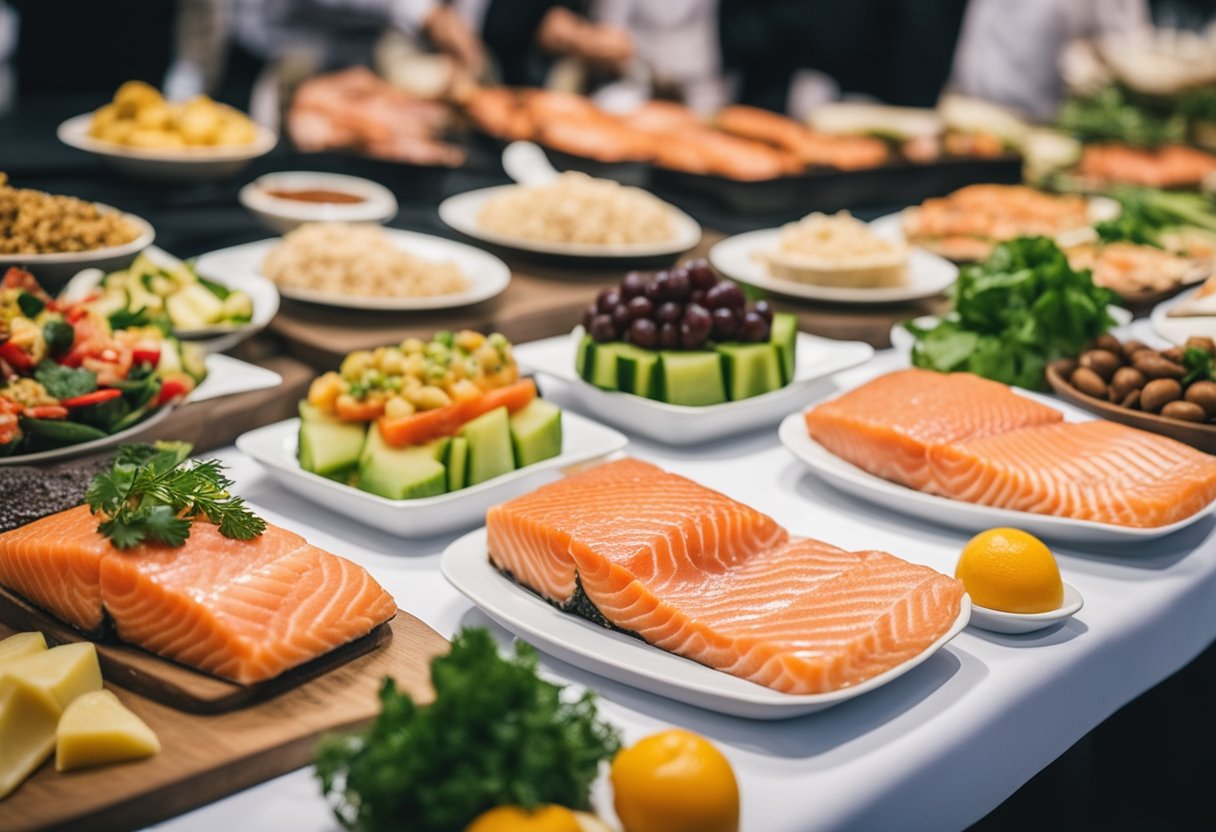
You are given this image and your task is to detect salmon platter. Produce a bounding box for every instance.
[442,458,971,717]
[781,368,1216,542]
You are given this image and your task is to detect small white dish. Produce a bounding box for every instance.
[1151,286,1216,346]
[59,246,280,354]
[888,306,1134,355]
[0,208,154,291]
[238,171,398,234]
[441,527,971,719]
[708,227,958,304]
[777,412,1216,544]
[58,113,277,183]
[192,230,510,312]
[514,330,874,446]
[438,185,702,260]
[968,583,1084,635]
[236,410,628,538]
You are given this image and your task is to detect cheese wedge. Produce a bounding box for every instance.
[56,690,160,771]
[0,632,47,666]
[0,643,102,798]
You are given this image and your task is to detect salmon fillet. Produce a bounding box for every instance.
[805,369,1063,490]
[487,458,964,695]
[929,420,1216,528]
[0,509,396,684]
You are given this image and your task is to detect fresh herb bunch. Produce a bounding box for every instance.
[85,442,266,548]
[1183,347,1214,386]
[908,237,1118,390]
[1057,86,1186,148]
[316,627,622,832]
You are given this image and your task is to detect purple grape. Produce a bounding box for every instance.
[666,267,691,301]
[612,303,631,330]
[658,322,680,349]
[582,302,598,330]
[711,307,738,340]
[597,289,621,315]
[689,289,706,306]
[627,295,655,321]
[589,314,617,342]
[680,322,709,349]
[686,258,717,290]
[621,271,647,300]
[628,318,658,349]
[682,304,712,348]
[645,271,670,302]
[705,281,745,311]
[752,299,774,323]
[739,311,770,342]
[656,301,683,324]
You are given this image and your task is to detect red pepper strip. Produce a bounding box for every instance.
[59,388,122,408]
[156,376,191,406]
[132,346,160,367]
[0,342,33,371]
[24,405,69,420]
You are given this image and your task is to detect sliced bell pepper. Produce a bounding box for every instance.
[155,375,194,406]
[23,405,69,420]
[0,341,33,372]
[59,388,123,408]
[132,343,161,368]
[376,378,537,448]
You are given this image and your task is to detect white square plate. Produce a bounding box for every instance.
[514,331,873,445]
[236,410,628,538]
[441,527,971,720]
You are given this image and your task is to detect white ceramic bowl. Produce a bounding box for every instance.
[238,171,399,234]
[968,583,1084,635]
[58,113,277,183]
[0,208,154,291]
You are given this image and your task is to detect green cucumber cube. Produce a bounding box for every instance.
[769,313,798,385]
[459,406,516,486]
[658,351,727,406]
[356,428,448,500]
[718,342,784,401]
[447,436,469,491]
[509,398,562,468]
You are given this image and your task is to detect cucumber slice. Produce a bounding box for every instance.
[718,343,784,401]
[298,408,367,478]
[459,406,515,486]
[657,352,727,406]
[769,313,798,385]
[447,436,469,491]
[615,344,661,399]
[584,341,624,390]
[509,399,562,468]
[575,335,595,378]
[19,418,108,445]
[357,429,448,500]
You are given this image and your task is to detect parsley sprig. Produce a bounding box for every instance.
[85,442,266,549]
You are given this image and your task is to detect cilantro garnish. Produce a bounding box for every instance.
[85,442,266,549]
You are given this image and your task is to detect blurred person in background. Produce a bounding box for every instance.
[480,1,633,87]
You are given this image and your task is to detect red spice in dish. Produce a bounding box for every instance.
[264,188,366,204]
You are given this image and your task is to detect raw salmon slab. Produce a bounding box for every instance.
[487,458,964,695]
[0,506,396,684]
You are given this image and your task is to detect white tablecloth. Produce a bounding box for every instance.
[152,351,1216,832]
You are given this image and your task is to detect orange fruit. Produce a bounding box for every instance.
[611,729,739,832]
[955,527,1063,613]
[465,805,582,832]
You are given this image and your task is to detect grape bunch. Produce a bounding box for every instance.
[582,259,774,350]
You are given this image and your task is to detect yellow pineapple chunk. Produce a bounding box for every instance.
[56,690,160,772]
[0,632,47,666]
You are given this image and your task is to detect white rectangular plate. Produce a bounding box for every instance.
[441,527,971,720]
[236,411,628,538]
[515,331,873,445]
[778,412,1216,544]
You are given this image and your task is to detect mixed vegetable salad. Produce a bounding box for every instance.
[0,267,205,457]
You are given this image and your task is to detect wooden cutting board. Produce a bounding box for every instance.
[0,612,448,832]
[0,586,393,714]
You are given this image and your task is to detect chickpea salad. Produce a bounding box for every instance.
[0,267,206,457]
[297,331,563,499]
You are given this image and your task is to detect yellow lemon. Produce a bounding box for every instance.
[465,805,582,832]
[955,528,1063,613]
[611,729,740,832]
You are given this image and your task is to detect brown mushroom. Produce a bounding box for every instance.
[1121,389,1141,409]
[1161,400,1207,422]
[1185,336,1216,355]
[1132,351,1186,380]
[1093,333,1122,354]
[1071,366,1108,399]
[1162,346,1186,364]
[1141,378,1183,413]
[1110,366,1146,401]
[1121,340,1150,360]
[1052,357,1079,379]
[1184,380,1216,418]
[1079,349,1122,381]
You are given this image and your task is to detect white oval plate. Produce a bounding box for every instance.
[514,330,874,446]
[888,305,1134,355]
[777,411,1216,544]
[193,229,511,312]
[238,171,399,235]
[1151,286,1216,346]
[235,410,628,538]
[438,185,702,259]
[0,208,154,289]
[969,583,1084,635]
[58,113,276,182]
[60,246,280,354]
[708,227,958,304]
[441,527,971,719]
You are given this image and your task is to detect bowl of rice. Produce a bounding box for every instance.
[438,171,701,259]
[256,222,510,310]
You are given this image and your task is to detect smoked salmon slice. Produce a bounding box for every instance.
[0,508,396,684]
[487,458,964,695]
[805,369,1062,490]
[929,420,1216,528]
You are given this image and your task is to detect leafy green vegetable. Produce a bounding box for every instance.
[1178,86,1216,124]
[33,361,96,400]
[16,292,45,319]
[42,319,75,357]
[908,237,1117,390]
[1107,186,1216,235]
[1183,347,1213,386]
[108,307,171,335]
[316,627,622,832]
[198,275,231,300]
[1094,214,1162,247]
[85,442,266,548]
[1058,86,1185,147]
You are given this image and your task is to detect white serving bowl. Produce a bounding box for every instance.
[238,171,398,234]
[58,113,277,183]
[0,208,154,291]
